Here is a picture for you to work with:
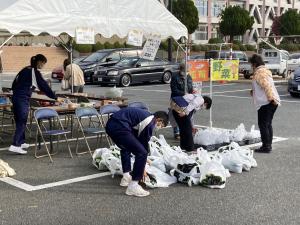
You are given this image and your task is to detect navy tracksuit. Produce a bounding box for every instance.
[11,67,57,147]
[105,108,155,181]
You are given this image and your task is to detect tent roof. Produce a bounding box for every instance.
[0,0,187,40]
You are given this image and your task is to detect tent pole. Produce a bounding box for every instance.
[185,43,188,94]
[70,43,73,94]
[209,59,213,128]
[0,34,15,49]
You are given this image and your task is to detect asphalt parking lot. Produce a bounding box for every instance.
[0,74,299,225]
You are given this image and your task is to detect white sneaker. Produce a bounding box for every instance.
[8,145,27,155]
[120,175,132,187]
[21,143,30,149]
[125,184,150,197]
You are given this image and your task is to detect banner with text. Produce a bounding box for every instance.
[187,60,210,82]
[127,30,143,47]
[141,35,161,61]
[211,60,239,81]
[75,27,95,44]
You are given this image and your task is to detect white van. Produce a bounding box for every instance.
[261,49,289,77]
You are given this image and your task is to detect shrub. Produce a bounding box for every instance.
[104,41,114,49]
[245,44,256,51]
[93,42,104,51]
[232,44,240,50]
[208,38,223,44]
[73,44,93,53]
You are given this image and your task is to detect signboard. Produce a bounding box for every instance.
[211,60,239,81]
[141,35,161,60]
[187,60,210,82]
[127,30,143,47]
[75,27,95,44]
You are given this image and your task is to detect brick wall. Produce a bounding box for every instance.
[1,46,68,73]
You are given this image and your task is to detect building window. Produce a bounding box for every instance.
[211,25,220,39]
[195,25,208,40]
[194,0,208,17]
[211,1,225,17]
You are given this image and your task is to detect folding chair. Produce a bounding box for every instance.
[0,88,14,133]
[75,107,109,156]
[128,101,149,111]
[34,108,72,163]
[99,105,120,145]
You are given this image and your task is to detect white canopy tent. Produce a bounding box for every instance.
[0,0,187,40]
[0,0,187,92]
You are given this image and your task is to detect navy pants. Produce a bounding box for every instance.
[106,120,148,181]
[12,96,29,147]
[258,103,278,148]
[172,110,194,152]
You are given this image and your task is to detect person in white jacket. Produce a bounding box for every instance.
[170,94,212,152]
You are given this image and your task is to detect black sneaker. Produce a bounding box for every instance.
[174,134,180,140]
[255,146,272,153]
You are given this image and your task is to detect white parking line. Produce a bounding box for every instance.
[0,172,111,192]
[214,94,300,103]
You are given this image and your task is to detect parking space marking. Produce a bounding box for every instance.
[214,94,300,103]
[0,172,111,192]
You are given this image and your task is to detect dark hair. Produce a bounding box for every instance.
[249,54,265,67]
[63,58,71,71]
[30,54,47,68]
[203,95,212,109]
[154,111,169,127]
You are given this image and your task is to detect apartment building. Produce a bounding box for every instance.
[193,0,300,44]
[160,0,300,44]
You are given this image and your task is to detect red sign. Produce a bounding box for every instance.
[187,60,210,82]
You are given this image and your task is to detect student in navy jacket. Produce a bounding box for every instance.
[106,107,168,197]
[170,63,194,139]
[9,54,62,155]
[171,94,212,152]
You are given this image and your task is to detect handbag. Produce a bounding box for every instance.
[61,79,70,90]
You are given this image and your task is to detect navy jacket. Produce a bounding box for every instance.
[12,67,56,99]
[109,107,155,150]
[170,72,193,98]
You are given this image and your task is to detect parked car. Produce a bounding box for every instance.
[190,54,205,60]
[287,67,300,97]
[51,56,86,81]
[287,53,300,73]
[204,50,251,78]
[261,49,289,77]
[77,48,142,83]
[93,56,179,87]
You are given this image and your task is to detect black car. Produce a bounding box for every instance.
[77,48,142,83]
[288,67,300,97]
[93,57,179,87]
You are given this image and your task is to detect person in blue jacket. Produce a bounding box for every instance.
[105,107,168,197]
[9,54,62,155]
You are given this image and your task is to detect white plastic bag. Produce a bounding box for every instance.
[105,86,123,98]
[199,161,228,189]
[61,79,70,90]
[144,165,177,188]
[0,159,16,177]
[230,123,247,142]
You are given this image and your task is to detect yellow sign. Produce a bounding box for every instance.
[211,60,239,81]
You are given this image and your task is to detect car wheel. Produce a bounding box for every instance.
[244,72,251,79]
[120,74,131,87]
[290,92,299,97]
[162,71,172,84]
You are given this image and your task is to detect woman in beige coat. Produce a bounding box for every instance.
[63,59,85,93]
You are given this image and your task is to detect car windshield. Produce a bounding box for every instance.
[116,57,139,67]
[289,54,300,60]
[82,52,109,62]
